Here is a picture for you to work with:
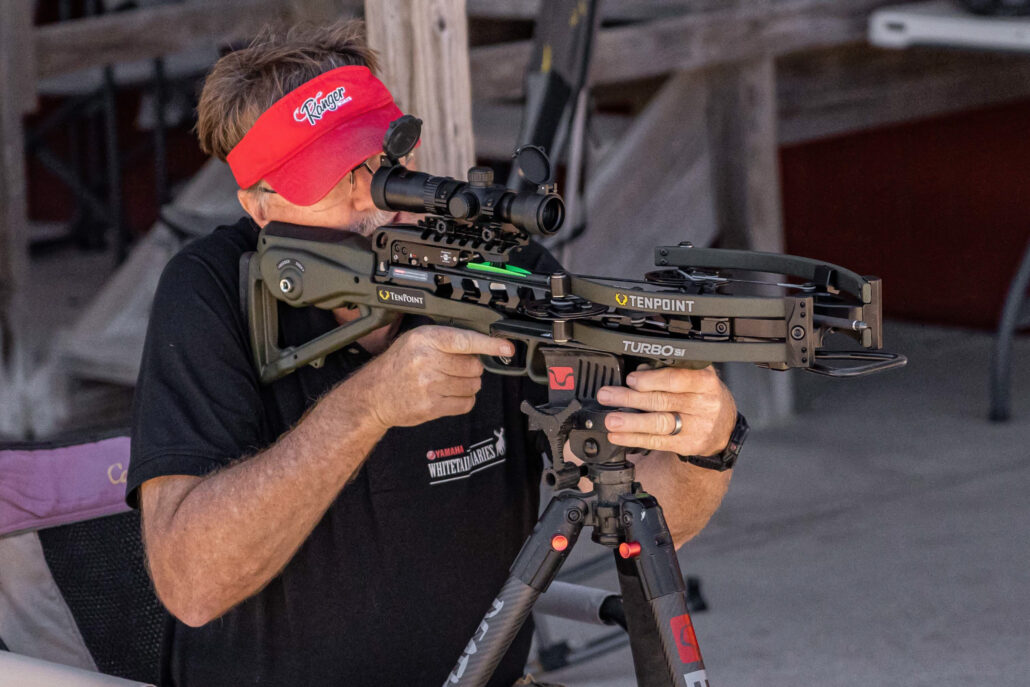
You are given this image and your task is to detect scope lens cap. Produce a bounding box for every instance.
[383,115,422,162]
[513,145,552,186]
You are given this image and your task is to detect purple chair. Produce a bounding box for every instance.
[0,431,164,684]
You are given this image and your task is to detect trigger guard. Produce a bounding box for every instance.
[480,353,525,376]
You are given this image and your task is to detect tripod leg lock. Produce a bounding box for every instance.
[510,492,589,592]
[616,493,709,684]
[618,493,686,600]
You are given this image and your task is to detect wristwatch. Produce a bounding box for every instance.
[679,412,749,471]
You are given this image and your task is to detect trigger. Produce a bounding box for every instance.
[492,339,525,368]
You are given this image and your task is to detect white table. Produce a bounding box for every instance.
[871,0,1030,51]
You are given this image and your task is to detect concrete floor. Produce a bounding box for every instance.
[537,321,1030,686]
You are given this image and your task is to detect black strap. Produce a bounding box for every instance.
[239,252,255,324]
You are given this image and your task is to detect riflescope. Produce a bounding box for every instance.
[371,164,564,236]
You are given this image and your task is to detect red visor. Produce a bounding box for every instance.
[227,66,403,206]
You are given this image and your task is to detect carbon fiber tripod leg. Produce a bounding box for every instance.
[617,493,710,687]
[444,492,589,687]
[616,555,672,686]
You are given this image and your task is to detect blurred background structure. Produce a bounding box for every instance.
[0,0,1028,685]
[2,0,1030,436]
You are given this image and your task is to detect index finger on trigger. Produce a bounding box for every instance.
[624,366,716,394]
[434,328,514,358]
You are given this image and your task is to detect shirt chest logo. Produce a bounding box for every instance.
[426,428,507,485]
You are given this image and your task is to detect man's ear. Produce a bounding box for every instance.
[237,188,270,228]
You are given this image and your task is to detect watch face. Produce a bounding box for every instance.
[731,413,749,449]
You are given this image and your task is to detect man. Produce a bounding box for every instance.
[128,20,740,687]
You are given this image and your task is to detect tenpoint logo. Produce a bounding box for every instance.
[615,292,695,313]
[376,287,426,309]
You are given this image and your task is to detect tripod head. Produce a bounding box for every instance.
[516,349,629,488]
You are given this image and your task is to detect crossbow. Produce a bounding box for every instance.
[243,115,905,487]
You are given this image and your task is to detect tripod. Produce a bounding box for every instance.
[444,350,710,687]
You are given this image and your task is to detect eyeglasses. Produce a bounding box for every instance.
[259,154,386,195]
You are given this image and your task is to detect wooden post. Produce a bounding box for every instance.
[365,0,476,178]
[705,58,784,254]
[704,48,794,426]
[0,0,36,436]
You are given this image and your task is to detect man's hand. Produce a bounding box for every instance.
[356,325,514,430]
[577,365,738,546]
[597,365,737,458]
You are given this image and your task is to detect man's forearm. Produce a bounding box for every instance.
[633,451,732,548]
[141,369,386,627]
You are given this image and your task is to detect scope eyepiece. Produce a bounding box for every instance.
[510,192,563,236]
[370,163,564,236]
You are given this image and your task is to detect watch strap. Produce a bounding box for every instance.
[680,412,749,471]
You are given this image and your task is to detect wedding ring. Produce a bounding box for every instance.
[668,413,683,436]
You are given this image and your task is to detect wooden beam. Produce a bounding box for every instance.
[5,1,37,115]
[466,0,716,21]
[33,0,303,81]
[778,45,1030,145]
[287,0,363,23]
[367,0,476,179]
[0,0,34,397]
[470,0,897,101]
[468,45,1030,151]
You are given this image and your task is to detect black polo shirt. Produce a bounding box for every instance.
[128,218,559,686]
